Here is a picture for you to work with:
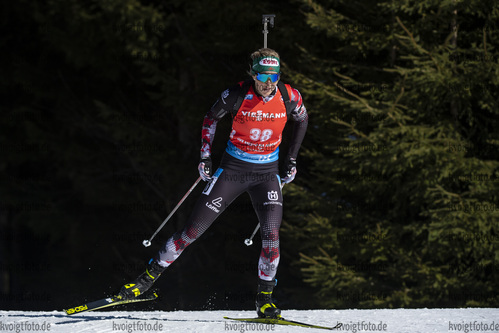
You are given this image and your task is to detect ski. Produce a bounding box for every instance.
[64,290,158,315]
[224,316,342,330]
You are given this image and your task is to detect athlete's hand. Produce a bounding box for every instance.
[198,157,213,181]
[282,157,297,184]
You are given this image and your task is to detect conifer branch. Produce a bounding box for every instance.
[332,71,376,113]
[333,81,375,113]
[395,16,440,72]
[431,184,462,199]
[483,26,488,56]
[387,75,406,127]
[318,247,332,259]
[299,252,320,265]
[331,116,373,143]
[395,17,429,55]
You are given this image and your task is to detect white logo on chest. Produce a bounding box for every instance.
[241,111,286,121]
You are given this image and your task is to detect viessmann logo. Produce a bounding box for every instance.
[239,111,286,122]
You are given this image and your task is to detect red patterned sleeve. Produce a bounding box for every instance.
[201,115,218,159]
[200,84,242,158]
[287,87,309,159]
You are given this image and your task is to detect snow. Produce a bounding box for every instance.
[0,308,498,333]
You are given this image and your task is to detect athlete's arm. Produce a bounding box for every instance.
[200,84,242,158]
[281,87,308,184]
[286,87,308,160]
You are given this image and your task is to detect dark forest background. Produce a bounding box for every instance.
[1,0,498,312]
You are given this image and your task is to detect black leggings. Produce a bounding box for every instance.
[157,154,283,281]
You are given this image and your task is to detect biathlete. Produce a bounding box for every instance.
[118,48,308,319]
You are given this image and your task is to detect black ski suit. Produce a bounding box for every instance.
[157,80,308,281]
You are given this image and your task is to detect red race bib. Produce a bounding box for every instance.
[230,85,290,155]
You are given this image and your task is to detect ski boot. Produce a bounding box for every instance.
[118,259,166,299]
[255,278,281,318]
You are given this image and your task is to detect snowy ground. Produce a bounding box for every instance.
[0,308,498,333]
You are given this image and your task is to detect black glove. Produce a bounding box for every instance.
[198,157,213,181]
[282,157,297,184]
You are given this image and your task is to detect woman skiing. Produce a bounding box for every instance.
[119,48,308,319]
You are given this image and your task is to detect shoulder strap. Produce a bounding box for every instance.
[277,81,292,117]
[232,80,292,117]
[231,79,253,118]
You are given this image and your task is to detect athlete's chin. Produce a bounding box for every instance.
[259,89,273,97]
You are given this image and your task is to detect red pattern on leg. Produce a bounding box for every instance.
[261,247,280,263]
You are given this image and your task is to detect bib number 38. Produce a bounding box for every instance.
[249,128,273,142]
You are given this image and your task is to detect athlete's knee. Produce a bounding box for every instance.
[184,224,200,240]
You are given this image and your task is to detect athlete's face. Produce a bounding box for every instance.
[253,71,280,97]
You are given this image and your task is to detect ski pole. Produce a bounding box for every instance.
[244,224,260,246]
[244,182,285,246]
[262,14,275,48]
[243,14,278,248]
[142,176,202,247]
